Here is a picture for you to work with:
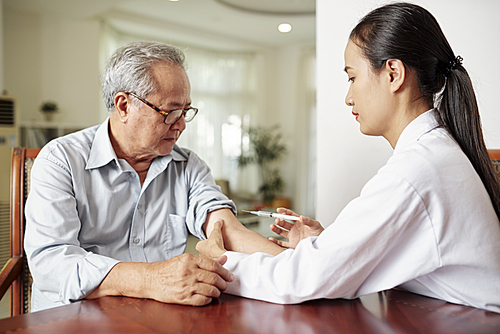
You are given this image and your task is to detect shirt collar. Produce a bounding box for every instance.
[86,117,188,170]
[86,117,116,170]
[170,146,189,161]
[394,109,441,154]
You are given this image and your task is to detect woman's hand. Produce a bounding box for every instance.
[269,208,324,249]
[196,220,227,260]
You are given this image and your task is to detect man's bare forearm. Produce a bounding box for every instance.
[205,209,285,256]
[86,254,234,305]
[86,262,150,300]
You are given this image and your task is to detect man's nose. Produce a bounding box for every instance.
[171,114,186,130]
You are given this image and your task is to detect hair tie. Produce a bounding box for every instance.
[446,55,463,75]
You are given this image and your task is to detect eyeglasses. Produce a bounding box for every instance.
[124,91,198,125]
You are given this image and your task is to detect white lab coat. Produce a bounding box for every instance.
[224,110,500,313]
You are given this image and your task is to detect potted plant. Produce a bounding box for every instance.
[39,101,59,121]
[237,125,287,206]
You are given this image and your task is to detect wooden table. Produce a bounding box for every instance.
[1,290,499,333]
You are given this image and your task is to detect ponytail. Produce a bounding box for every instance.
[437,66,500,219]
[350,2,500,221]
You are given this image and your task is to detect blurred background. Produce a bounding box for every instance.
[0,0,499,318]
[0,0,316,316]
[0,0,317,213]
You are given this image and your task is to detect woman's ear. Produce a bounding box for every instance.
[113,92,130,123]
[384,59,406,93]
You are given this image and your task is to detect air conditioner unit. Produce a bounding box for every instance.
[0,95,18,272]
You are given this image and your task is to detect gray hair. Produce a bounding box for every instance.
[101,41,186,111]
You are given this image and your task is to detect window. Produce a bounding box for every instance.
[178,49,259,194]
[99,23,259,194]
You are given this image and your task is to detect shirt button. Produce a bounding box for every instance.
[133,238,140,244]
[137,204,141,210]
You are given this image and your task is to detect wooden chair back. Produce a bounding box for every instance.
[489,149,500,179]
[0,147,40,316]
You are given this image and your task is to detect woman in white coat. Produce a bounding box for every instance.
[198,2,500,313]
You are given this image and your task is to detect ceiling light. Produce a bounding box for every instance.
[278,23,292,33]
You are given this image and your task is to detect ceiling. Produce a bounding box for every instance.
[4,0,316,51]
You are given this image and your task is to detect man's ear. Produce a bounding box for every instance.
[384,59,406,93]
[113,92,130,122]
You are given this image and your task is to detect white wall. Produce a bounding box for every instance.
[316,0,500,225]
[265,44,316,216]
[4,9,42,122]
[3,5,315,214]
[4,8,102,126]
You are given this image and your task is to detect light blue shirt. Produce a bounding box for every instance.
[24,118,236,312]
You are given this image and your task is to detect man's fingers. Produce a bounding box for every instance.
[189,294,213,306]
[150,254,233,306]
[190,266,229,292]
[197,256,234,283]
[217,255,228,266]
[189,282,223,305]
[203,272,229,292]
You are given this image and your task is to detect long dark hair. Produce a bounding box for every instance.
[350,2,500,221]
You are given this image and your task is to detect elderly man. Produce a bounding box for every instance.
[24,41,282,312]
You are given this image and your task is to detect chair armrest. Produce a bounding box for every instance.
[0,257,23,300]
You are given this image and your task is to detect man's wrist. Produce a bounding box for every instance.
[89,262,153,300]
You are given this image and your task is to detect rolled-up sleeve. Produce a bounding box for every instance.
[59,253,119,303]
[184,152,236,240]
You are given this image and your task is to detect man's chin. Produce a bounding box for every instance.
[156,143,175,156]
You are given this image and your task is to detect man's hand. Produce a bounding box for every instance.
[269,208,324,249]
[146,252,233,306]
[197,220,227,259]
[86,248,234,307]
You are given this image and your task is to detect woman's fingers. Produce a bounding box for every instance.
[270,223,289,238]
[276,207,299,217]
[269,237,289,248]
[274,218,294,231]
[301,216,325,234]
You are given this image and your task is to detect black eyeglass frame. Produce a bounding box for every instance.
[124,91,198,125]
